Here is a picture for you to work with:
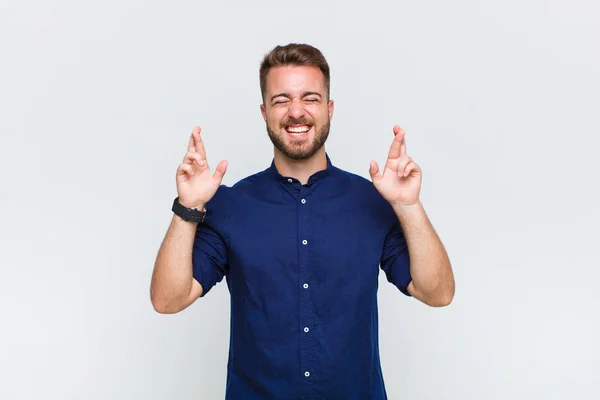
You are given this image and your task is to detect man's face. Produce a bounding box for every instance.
[261,65,334,160]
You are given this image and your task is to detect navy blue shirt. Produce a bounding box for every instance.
[192,154,412,400]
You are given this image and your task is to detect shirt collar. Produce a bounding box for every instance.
[267,153,334,185]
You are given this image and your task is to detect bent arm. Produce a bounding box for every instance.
[150,213,204,314]
[393,201,455,307]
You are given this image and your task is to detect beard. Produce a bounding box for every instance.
[266,118,331,161]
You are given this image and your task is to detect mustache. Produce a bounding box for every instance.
[280,117,314,128]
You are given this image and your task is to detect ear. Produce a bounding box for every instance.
[260,103,267,121]
[328,99,334,120]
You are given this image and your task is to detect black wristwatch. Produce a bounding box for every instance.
[172,197,206,223]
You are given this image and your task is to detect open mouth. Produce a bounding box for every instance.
[285,124,312,138]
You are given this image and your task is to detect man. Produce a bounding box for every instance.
[150,43,455,399]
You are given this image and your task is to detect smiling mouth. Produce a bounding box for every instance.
[285,124,312,136]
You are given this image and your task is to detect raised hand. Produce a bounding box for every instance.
[369,125,422,207]
[176,126,228,209]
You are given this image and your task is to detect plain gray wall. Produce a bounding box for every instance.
[1,0,599,399]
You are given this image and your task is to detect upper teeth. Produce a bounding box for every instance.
[288,125,310,133]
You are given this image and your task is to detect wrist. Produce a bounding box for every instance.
[391,200,423,216]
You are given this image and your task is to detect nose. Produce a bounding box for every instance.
[287,98,305,119]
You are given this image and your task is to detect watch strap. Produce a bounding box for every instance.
[172,197,206,223]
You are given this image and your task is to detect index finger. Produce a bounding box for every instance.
[393,125,407,156]
[388,125,405,159]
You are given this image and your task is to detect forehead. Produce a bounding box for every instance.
[265,65,326,95]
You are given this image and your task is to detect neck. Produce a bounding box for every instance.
[273,147,328,185]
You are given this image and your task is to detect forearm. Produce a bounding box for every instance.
[150,213,199,312]
[392,201,455,306]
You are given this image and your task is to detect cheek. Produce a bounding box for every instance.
[267,109,286,125]
[308,107,328,123]
[267,114,281,128]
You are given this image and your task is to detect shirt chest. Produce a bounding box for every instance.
[223,190,388,289]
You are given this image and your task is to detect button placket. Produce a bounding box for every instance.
[298,186,314,394]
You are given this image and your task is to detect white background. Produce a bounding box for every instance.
[1,1,599,399]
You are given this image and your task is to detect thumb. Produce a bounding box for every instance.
[212,160,228,183]
[369,160,381,182]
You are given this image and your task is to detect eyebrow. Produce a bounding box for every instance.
[270,91,323,102]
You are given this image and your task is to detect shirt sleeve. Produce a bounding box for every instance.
[192,218,229,297]
[380,220,412,296]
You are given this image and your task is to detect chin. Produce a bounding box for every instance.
[282,142,324,160]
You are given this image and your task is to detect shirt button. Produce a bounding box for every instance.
[304,327,309,333]
[301,199,306,204]
[305,371,310,377]
[287,178,293,183]
[303,283,309,289]
[302,239,308,245]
